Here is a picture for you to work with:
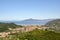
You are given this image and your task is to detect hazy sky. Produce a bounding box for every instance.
[0,0,60,20]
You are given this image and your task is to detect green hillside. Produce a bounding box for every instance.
[0,29,60,40]
[0,23,22,32]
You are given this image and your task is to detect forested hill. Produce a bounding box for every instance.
[0,23,22,32]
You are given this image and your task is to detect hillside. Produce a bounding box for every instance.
[0,29,60,40]
[0,23,22,32]
[45,19,60,32]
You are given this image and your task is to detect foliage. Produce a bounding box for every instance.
[0,23,23,32]
[0,29,60,40]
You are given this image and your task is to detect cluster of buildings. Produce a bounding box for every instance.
[0,25,49,37]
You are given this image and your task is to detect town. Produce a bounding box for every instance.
[0,25,49,37]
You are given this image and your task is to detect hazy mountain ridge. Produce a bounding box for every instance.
[14,19,54,25]
[0,19,54,25]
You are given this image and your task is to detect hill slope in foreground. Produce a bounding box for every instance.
[0,29,60,40]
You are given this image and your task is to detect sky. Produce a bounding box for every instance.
[0,0,60,20]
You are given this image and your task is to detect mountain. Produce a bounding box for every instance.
[45,19,60,32]
[14,18,53,25]
[45,19,60,27]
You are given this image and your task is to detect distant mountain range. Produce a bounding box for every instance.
[13,18,54,25]
[0,18,55,25]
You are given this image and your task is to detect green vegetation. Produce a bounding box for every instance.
[0,23,22,32]
[0,29,60,40]
[0,19,60,40]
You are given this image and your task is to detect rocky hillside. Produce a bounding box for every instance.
[45,19,60,32]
